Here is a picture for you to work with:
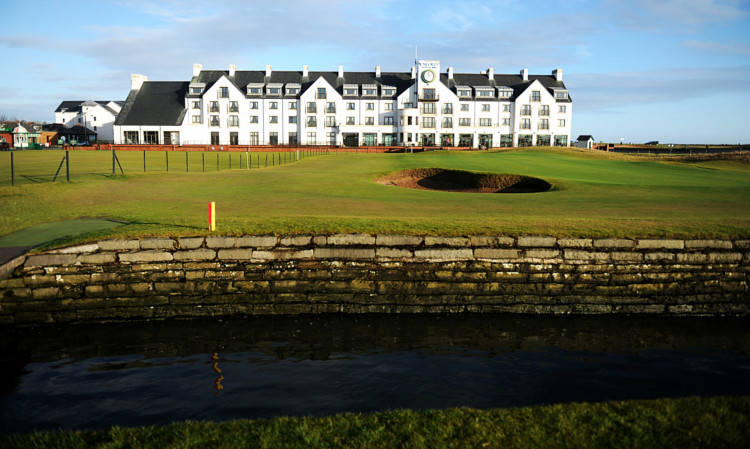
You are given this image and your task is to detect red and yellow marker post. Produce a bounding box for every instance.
[208,202,216,231]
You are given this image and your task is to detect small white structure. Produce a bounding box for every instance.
[575,135,595,149]
[55,100,124,143]
[12,123,41,148]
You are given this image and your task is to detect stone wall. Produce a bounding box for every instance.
[1,234,748,324]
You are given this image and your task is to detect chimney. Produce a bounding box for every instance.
[338,65,344,78]
[302,65,309,77]
[192,63,203,77]
[265,65,272,77]
[553,68,563,82]
[130,74,147,90]
[411,66,416,79]
[375,66,381,78]
[229,64,236,77]
[487,67,494,79]
[447,67,454,79]
[521,68,528,81]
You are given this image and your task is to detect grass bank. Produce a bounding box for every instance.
[2,396,748,448]
[1,148,749,241]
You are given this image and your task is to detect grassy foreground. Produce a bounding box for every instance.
[1,148,749,241]
[2,396,748,448]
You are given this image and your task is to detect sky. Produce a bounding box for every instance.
[1,0,749,144]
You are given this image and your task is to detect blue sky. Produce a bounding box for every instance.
[1,0,748,144]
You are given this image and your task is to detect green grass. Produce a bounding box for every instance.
[2,396,748,448]
[1,148,749,242]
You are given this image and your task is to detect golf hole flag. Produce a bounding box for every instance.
[208,202,216,231]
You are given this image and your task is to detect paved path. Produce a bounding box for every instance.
[0,218,127,268]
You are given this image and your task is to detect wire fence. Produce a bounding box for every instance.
[0,148,331,187]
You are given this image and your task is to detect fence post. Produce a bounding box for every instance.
[143,149,146,172]
[229,153,232,170]
[246,150,249,169]
[217,153,219,171]
[202,152,205,172]
[166,151,169,172]
[112,149,116,175]
[10,151,14,186]
[186,151,189,172]
[265,154,268,167]
[66,150,70,181]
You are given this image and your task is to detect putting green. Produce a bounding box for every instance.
[0,218,126,248]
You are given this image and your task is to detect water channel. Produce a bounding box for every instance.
[1,314,749,433]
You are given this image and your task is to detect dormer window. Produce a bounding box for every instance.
[382,87,396,96]
[498,88,512,98]
[190,86,203,94]
[476,88,494,98]
[363,85,377,96]
[268,87,281,95]
[457,87,472,98]
[286,85,300,96]
[555,90,568,99]
[343,84,358,96]
[248,84,263,96]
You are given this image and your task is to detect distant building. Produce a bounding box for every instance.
[55,100,124,143]
[12,123,41,148]
[575,135,595,149]
[114,60,572,148]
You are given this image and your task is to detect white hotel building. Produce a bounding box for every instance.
[114,61,572,148]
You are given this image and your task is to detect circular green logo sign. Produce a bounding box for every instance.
[421,69,436,83]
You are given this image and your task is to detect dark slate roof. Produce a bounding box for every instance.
[577,135,594,141]
[115,82,189,126]
[55,100,125,113]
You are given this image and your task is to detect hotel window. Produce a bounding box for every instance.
[443,117,453,128]
[558,119,566,127]
[269,101,278,110]
[192,101,200,109]
[344,87,358,96]
[422,103,436,114]
[326,102,336,113]
[307,116,317,127]
[479,118,491,127]
[268,87,281,95]
[458,89,471,97]
[219,87,228,98]
[317,88,326,99]
[503,104,512,112]
[289,116,298,124]
[478,90,493,98]
[209,101,219,112]
[269,116,278,124]
[502,118,510,126]
[555,91,568,99]
[460,104,469,112]
[521,105,532,116]
[481,104,490,112]
[250,116,259,124]
[366,102,375,110]
[210,115,220,127]
[249,87,262,95]
[269,132,278,145]
[364,88,376,96]
[249,132,259,145]
[422,88,436,100]
[326,116,336,127]
[346,117,355,125]
[539,119,549,130]
[459,118,471,126]
[249,101,258,109]
[383,116,394,125]
[143,132,159,144]
[423,117,435,128]
[307,102,317,113]
[558,105,567,113]
[443,103,453,114]
[287,87,299,95]
[230,132,238,145]
[307,132,316,145]
[498,89,512,98]
[228,101,239,113]
[190,87,203,94]
[365,117,374,125]
[192,115,201,124]
[521,118,531,129]
[289,132,298,144]
[210,132,219,145]
[347,102,355,110]
[383,88,396,96]
[532,91,541,101]
[384,103,393,111]
[327,132,336,144]
[540,105,549,116]
[124,131,139,144]
[289,102,298,110]
[228,115,239,127]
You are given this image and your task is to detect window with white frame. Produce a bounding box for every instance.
[344,87,358,96]
[269,116,278,124]
[458,88,471,97]
[521,118,531,129]
[477,89,493,98]
[289,116,297,124]
[365,116,374,125]
[250,116,259,124]
[192,101,200,109]
[383,116,394,125]
[346,116,355,125]
[558,119,566,127]
[219,87,228,98]
[249,132,259,145]
[443,103,453,114]
[540,105,549,116]
[229,115,239,127]
[558,105,567,113]
[503,104,512,112]
[268,87,281,95]
[366,102,374,110]
[192,115,201,124]
[459,118,471,126]
[210,101,219,112]
[443,117,453,128]
[325,116,336,127]
[481,104,490,112]
[317,88,326,99]
[307,102,316,113]
[346,102,355,110]
[532,91,541,101]
[422,103,436,114]
[287,87,299,95]
[384,103,393,111]
[326,102,336,113]
[289,102,297,110]
[210,115,220,126]
[498,89,512,98]
[521,105,532,116]
[479,118,491,127]
[555,90,568,99]
[460,104,469,112]
[307,132,316,145]
[229,101,239,113]
[502,118,510,126]
[249,101,258,109]
[307,116,317,127]
[269,101,278,110]
[364,87,376,96]
[539,119,549,130]
[249,87,262,95]
[382,88,396,96]
[423,117,435,128]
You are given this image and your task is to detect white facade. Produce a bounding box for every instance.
[55,101,122,142]
[114,61,572,148]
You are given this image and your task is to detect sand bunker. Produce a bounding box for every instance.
[377,168,552,193]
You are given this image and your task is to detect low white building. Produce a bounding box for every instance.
[114,61,572,148]
[575,135,595,149]
[55,100,124,143]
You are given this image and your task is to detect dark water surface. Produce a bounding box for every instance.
[1,314,749,433]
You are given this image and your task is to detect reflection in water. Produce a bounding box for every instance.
[0,314,749,433]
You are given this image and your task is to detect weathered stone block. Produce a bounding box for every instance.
[558,238,593,248]
[413,248,474,260]
[24,254,76,268]
[467,235,499,247]
[217,249,254,260]
[610,252,643,262]
[140,238,176,250]
[327,234,376,246]
[77,253,116,264]
[206,237,236,248]
[56,274,90,285]
[98,239,140,251]
[119,251,173,263]
[685,240,733,249]
[376,234,423,247]
[154,282,193,294]
[525,249,560,260]
[474,248,520,260]
[314,248,377,259]
[23,274,56,286]
[173,249,216,261]
[32,287,60,300]
[563,250,610,262]
[312,235,327,246]
[279,235,312,246]
[593,238,633,249]
[708,252,742,263]
[734,240,750,249]
[676,253,709,263]
[645,252,675,262]
[254,249,313,261]
[636,239,684,249]
[237,236,278,247]
[425,236,470,247]
[376,248,413,259]
[49,243,99,254]
[517,236,557,247]
[149,270,184,281]
[178,237,204,249]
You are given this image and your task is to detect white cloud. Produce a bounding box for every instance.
[682,39,750,55]
[604,0,748,31]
